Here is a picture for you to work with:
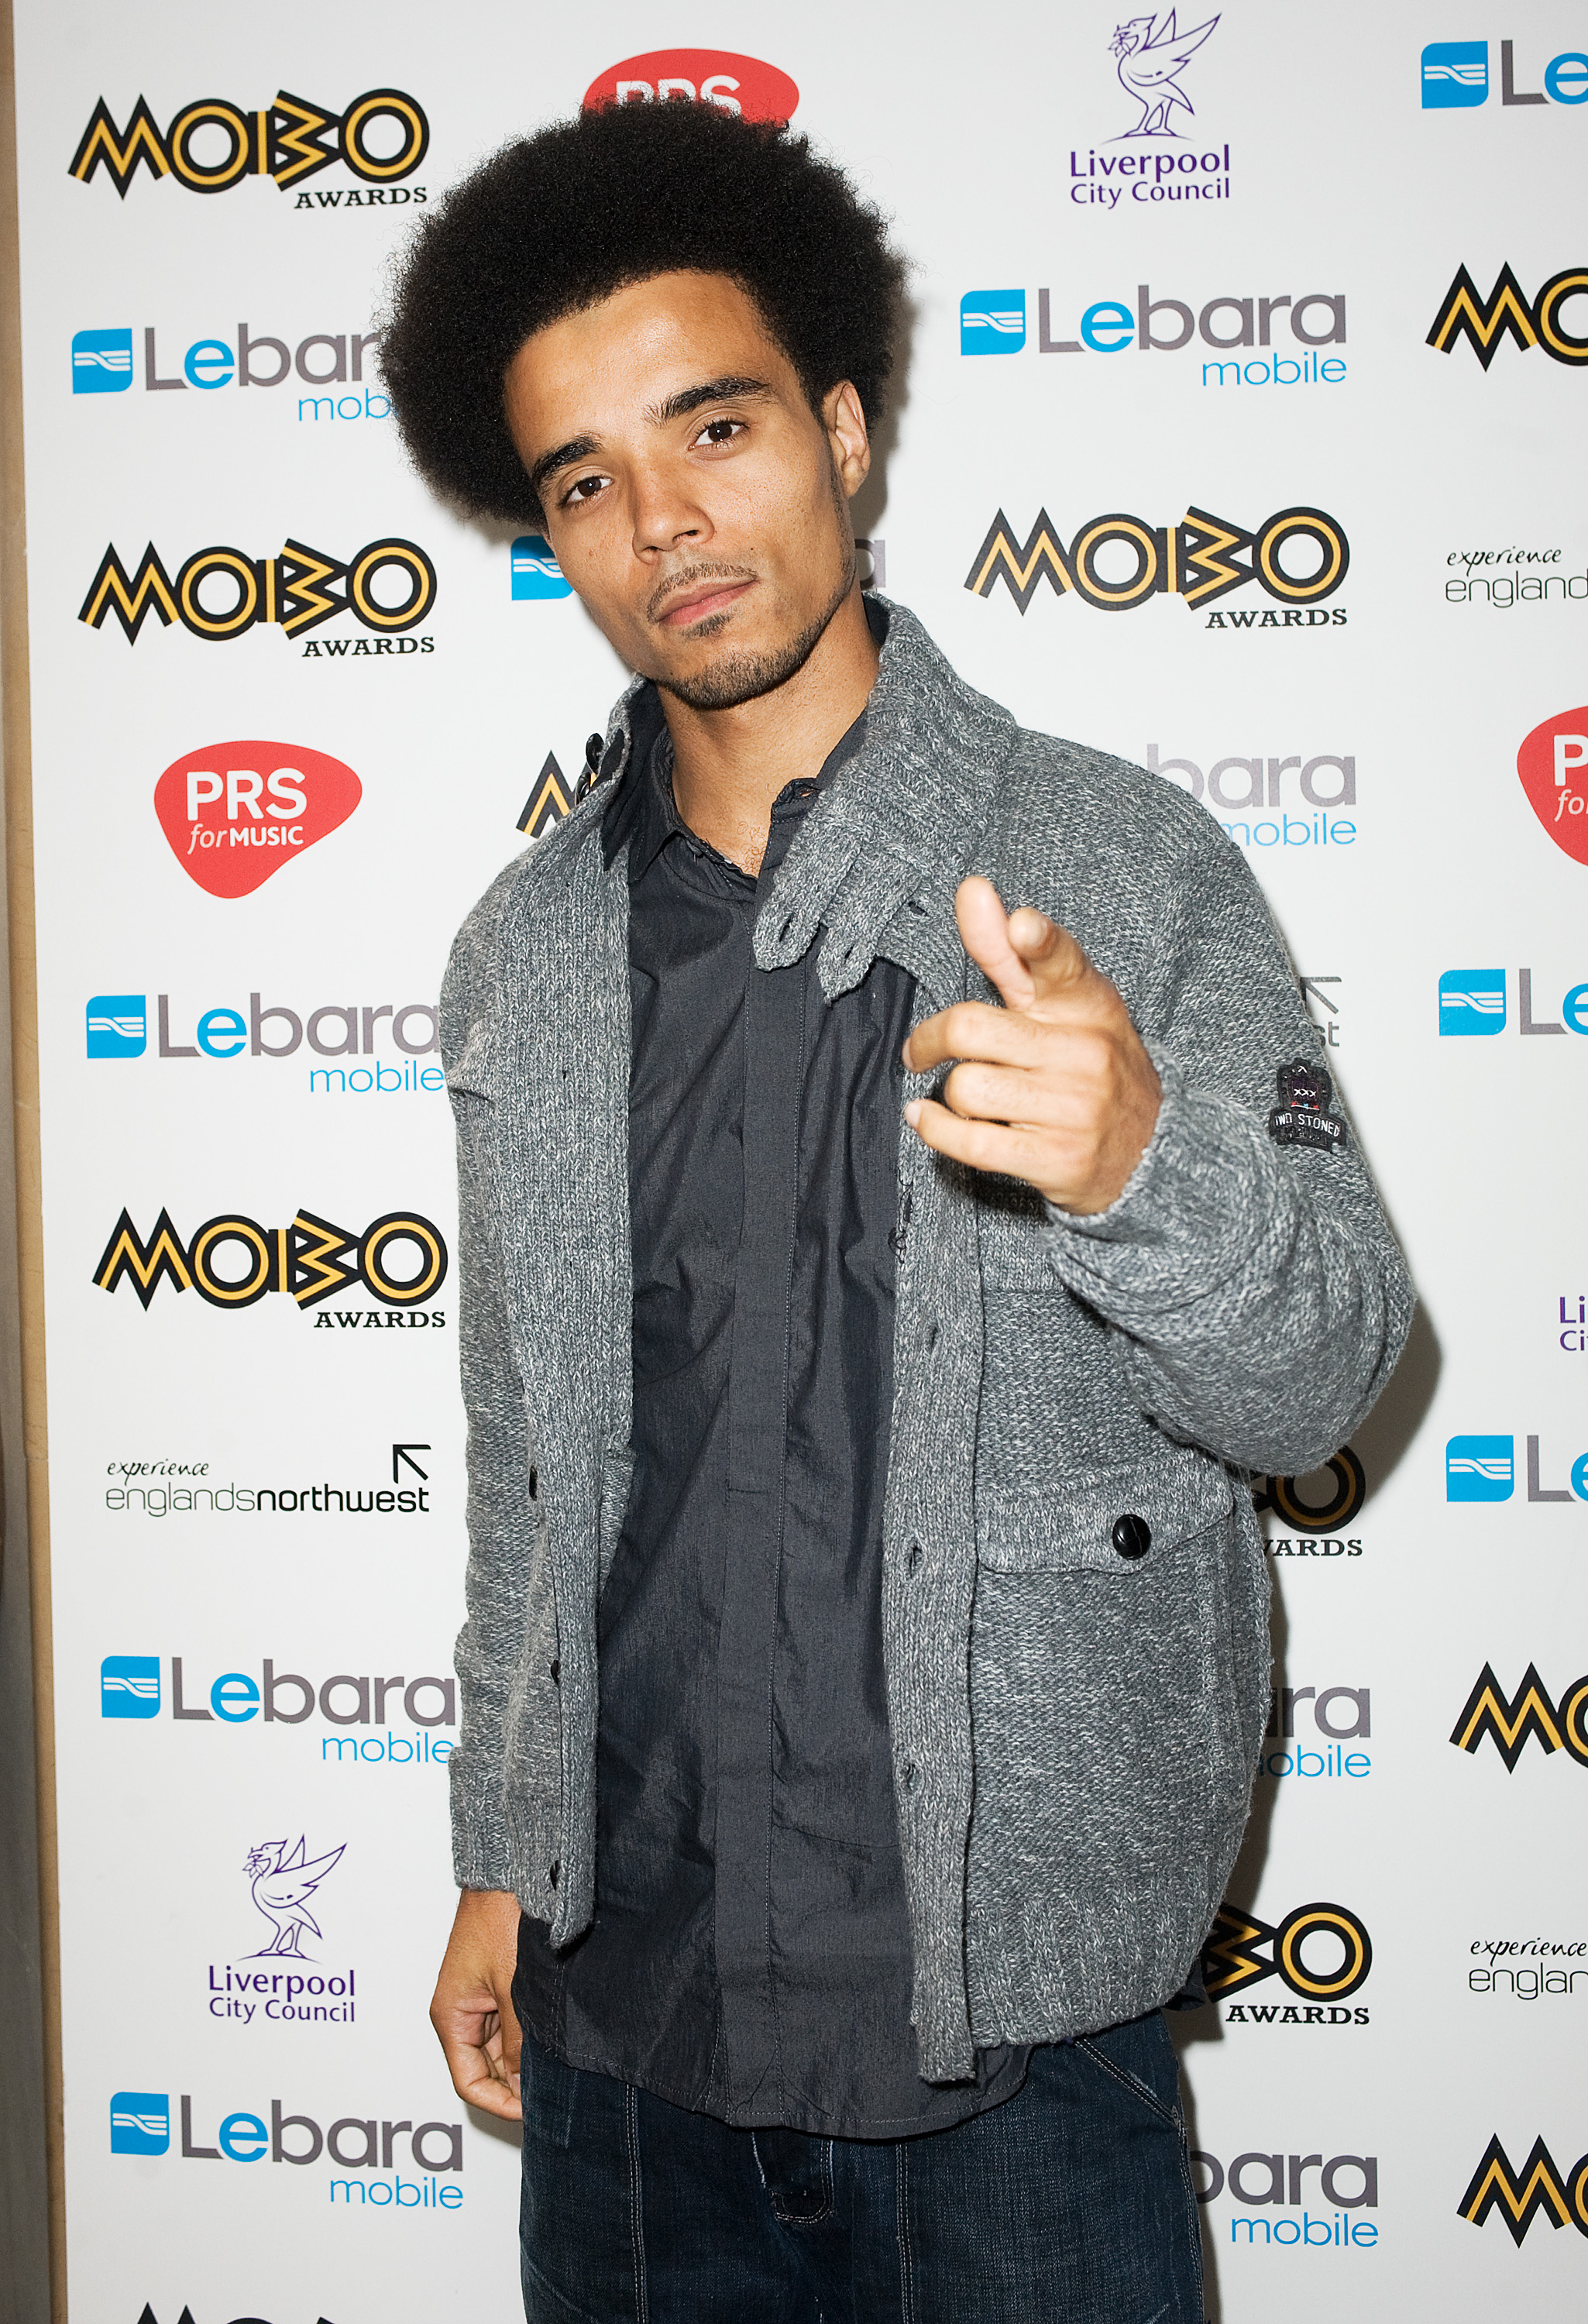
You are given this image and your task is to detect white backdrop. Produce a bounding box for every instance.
[12,4,1588,2317]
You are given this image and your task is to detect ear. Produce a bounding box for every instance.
[822,380,871,500]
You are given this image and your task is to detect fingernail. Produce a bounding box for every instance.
[904,1100,922,1126]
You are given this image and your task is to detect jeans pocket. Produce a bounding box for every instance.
[521,2030,579,2151]
[1074,2015,1185,2133]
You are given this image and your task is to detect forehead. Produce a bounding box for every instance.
[505,270,793,436]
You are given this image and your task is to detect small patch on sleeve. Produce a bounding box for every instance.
[1267,1059,1348,1156]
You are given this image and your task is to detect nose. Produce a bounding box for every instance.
[629,456,709,559]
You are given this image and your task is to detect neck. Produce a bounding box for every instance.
[660,586,880,875]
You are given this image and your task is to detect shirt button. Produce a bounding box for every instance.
[528,1464,538,1500]
[549,1659,560,1684]
[548,1861,560,1889]
[1112,1514,1152,1560]
[906,1541,923,1573]
[902,1760,918,1789]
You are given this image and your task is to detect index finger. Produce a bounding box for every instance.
[955,878,1092,1013]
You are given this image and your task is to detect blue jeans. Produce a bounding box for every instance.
[517,2014,1205,2322]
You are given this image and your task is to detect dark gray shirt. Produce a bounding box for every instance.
[514,676,1029,2134]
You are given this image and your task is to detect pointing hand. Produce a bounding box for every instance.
[902,877,1161,1215]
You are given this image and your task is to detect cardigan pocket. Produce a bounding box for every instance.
[974,1446,1234,1574]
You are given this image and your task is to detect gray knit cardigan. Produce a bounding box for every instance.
[441,599,1411,2083]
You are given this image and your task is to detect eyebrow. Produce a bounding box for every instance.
[528,376,775,503]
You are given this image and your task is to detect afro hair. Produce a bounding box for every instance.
[380,100,906,526]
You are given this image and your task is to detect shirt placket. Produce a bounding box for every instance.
[713,927,807,2119]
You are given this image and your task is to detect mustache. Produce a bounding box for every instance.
[646,561,758,624]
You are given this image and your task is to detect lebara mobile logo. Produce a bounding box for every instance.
[72,326,133,391]
[583,51,799,122]
[510,536,572,600]
[1421,43,1489,106]
[965,503,1348,621]
[79,535,436,651]
[69,88,428,201]
[101,1655,161,1718]
[1423,36,1588,112]
[87,995,146,1057]
[1459,2134,1588,2241]
[110,2092,170,2155]
[1426,262,1588,369]
[1445,1435,1514,1500]
[1438,969,1506,1034]
[153,742,360,899]
[73,320,385,413]
[1450,1663,1588,1771]
[961,292,1026,356]
[1518,706,1588,865]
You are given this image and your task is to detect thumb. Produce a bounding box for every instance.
[954,876,1089,1012]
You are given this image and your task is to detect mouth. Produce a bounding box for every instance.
[655,578,755,631]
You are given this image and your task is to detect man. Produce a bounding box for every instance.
[383,99,1410,2324]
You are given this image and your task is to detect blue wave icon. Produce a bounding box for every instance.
[1438,970,1505,1035]
[961,290,1026,356]
[1446,1435,1514,1501]
[1421,42,1487,108]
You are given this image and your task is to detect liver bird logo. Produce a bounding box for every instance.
[242,1835,345,1958]
[1109,11,1221,136]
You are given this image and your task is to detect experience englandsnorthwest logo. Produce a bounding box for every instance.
[69,87,428,202]
[1201,1897,1373,2025]
[1468,1934,1588,2003]
[1458,2135,1588,2243]
[965,504,1348,624]
[583,50,798,122]
[102,1443,434,1523]
[1260,1681,1372,1784]
[1426,261,1588,368]
[93,1205,448,1313]
[1191,2146,1379,2251]
[79,535,436,654]
[1449,1662,1588,1772]
[108,2084,463,2211]
[1422,37,1588,112]
[72,322,387,432]
[150,742,359,899]
[1438,966,1588,1036]
[85,988,442,1102]
[960,281,1346,397]
[1445,1432,1588,1503]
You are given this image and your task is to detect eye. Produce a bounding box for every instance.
[560,473,610,508]
[695,417,744,449]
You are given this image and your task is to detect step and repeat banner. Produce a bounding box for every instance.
[9,3,1586,2319]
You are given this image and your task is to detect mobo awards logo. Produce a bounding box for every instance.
[1450,1662,1588,1770]
[95,1205,448,1311]
[153,743,360,899]
[1426,261,1588,368]
[80,535,436,647]
[69,88,428,199]
[965,503,1347,617]
[1202,1898,1373,2022]
[1458,2133,1588,2242]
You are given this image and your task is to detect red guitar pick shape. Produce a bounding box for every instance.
[1518,705,1588,868]
[155,740,362,898]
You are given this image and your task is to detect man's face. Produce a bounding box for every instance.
[503,270,871,710]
